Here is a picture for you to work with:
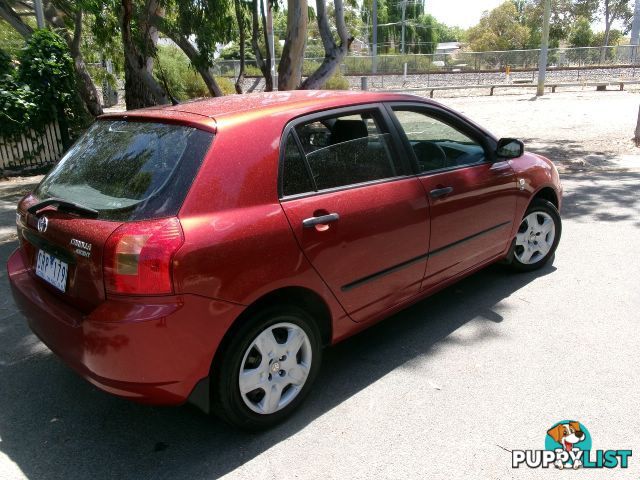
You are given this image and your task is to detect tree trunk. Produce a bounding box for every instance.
[278,0,308,90]
[121,0,168,109]
[635,105,640,147]
[234,0,246,94]
[300,0,353,89]
[250,0,272,91]
[261,0,274,91]
[43,4,103,116]
[0,0,33,38]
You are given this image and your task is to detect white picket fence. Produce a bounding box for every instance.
[0,121,64,172]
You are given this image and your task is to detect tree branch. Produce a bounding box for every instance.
[150,13,224,97]
[0,0,33,38]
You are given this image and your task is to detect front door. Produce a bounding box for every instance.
[388,106,518,289]
[279,107,430,322]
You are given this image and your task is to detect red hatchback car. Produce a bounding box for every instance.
[8,91,562,429]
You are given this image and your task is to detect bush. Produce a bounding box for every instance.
[0,30,86,141]
[322,71,350,90]
[215,76,236,95]
[155,45,237,99]
[0,49,13,76]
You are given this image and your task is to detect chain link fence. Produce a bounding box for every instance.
[213,45,640,78]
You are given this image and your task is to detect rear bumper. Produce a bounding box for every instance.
[7,248,244,406]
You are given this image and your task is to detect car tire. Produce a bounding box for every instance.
[211,305,322,431]
[508,198,561,272]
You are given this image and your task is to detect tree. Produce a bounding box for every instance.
[249,0,275,91]
[600,0,633,60]
[120,0,168,109]
[0,0,33,38]
[569,16,594,46]
[43,2,103,116]
[300,0,352,89]
[467,2,531,51]
[278,0,308,90]
[635,104,640,146]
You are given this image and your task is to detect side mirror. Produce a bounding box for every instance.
[496,138,524,158]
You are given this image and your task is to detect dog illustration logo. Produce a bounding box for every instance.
[546,421,587,469]
[512,420,631,469]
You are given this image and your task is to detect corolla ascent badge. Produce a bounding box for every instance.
[37,216,48,233]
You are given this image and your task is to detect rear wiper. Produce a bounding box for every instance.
[27,197,99,218]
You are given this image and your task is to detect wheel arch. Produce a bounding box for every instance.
[530,185,559,210]
[211,286,332,368]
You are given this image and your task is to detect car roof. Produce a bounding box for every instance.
[100,90,433,132]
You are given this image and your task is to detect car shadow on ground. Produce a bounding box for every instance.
[0,235,556,480]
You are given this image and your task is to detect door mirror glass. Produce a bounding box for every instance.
[496,138,524,158]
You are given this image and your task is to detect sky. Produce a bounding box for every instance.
[425,0,505,28]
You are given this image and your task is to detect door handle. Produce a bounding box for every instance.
[302,213,340,228]
[429,186,453,199]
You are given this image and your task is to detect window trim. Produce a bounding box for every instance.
[383,102,499,177]
[278,103,413,200]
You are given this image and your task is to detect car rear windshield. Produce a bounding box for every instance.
[35,120,213,221]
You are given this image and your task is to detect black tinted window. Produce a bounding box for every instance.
[392,109,485,172]
[282,133,314,196]
[36,120,213,221]
[293,112,402,191]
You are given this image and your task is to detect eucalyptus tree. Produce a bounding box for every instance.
[297,0,352,89]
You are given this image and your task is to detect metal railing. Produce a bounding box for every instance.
[213,45,640,77]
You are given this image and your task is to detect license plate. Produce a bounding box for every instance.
[35,250,68,292]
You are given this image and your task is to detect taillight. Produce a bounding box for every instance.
[104,217,184,295]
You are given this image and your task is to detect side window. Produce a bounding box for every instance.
[293,111,404,191]
[392,109,486,173]
[282,133,314,196]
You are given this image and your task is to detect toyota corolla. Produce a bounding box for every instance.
[8,91,562,430]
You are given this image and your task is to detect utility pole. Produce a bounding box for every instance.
[33,0,45,28]
[631,0,640,46]
[536,0,551,96]
[401,0,407,54]
[373,0,378,73]
[265,0,276,90]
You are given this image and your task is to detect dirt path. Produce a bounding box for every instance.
[436,89,640,172]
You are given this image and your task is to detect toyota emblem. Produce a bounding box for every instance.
[37,216,48,233]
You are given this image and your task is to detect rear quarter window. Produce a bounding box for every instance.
[36,120,213,221]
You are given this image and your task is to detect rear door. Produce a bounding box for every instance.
[279,106,430,322]
[387,105,518,289]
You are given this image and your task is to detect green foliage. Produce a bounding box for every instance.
[321,71,349,90]
[0,18,30,56]
[215,76,236,95]
[591,30,623,47]
[18,30,76,108]
[0,49,13,76]
[0,29,86,141]
[467,2,531,51]
[155,45,207,100]
[219,41,256,60]
[154,45,235,99]
[569,16,594,47]
[435,22,467,43]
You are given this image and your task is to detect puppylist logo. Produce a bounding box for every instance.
[512,420,632,469]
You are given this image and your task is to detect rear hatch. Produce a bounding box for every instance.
[16,119,214,313]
